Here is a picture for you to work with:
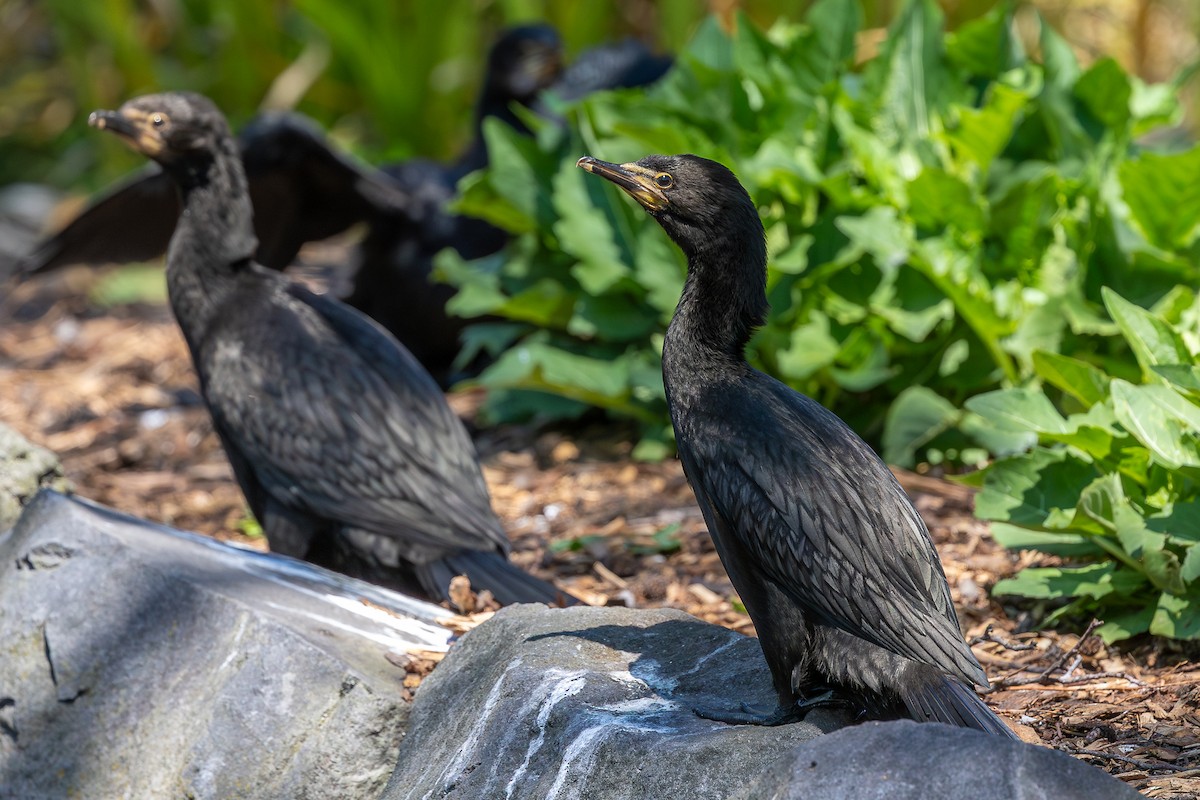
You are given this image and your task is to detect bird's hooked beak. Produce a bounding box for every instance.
[577,156,669,212]
[88,108,166,157]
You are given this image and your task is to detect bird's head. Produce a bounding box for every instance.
[89,92,231,166]
[486,24,565,103]
[577,154,761,260]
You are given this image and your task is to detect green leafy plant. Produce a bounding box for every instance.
[442,0,1199,464]
[967,288,1200,642]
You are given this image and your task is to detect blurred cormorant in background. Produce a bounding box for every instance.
[87,90,576,606]
[579,153,1014,736]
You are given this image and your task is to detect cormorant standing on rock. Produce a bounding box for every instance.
[579,153,1014,736]
[87,91,575,607]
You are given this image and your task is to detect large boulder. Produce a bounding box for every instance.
[0,490,453,800]
[385,604,1139,800]
[0,423,68,531]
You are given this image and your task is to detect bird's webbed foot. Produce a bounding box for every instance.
[692,700,806,726]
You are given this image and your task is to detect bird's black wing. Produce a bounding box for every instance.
[681,373,986,686]
[200,269,508,555]
[545,39,673,103]
[239,113,412,269]
[19,166,179,275]
[20,113,412,275]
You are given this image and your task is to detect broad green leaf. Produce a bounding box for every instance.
[946,82,1028,174]
[437,248,508,317]
[975,448,1097,526]
[861,0,946,147]
[830,105,908,203]
[453,322,528,370]
[1036,15,1088,159]
[1031,351,1110,407]
[793,0,861,92]
[552,161,630,295]
[959,412,1040,458]
[567,294,657,342]
[1096,606,1155,643]
[829,336,896,391]
[1103,287,1193,376]
[452,169,537,233]
[907,168,984,232]
[1151,590,1200,640]
[1183,546,1200,584]
[1110,380,1200,469]
[633,231,686,318]
[496,278,574,328]
[882,386,958,467]
[477,118,554,231]
[988,523,1105,556]
[835,207,913,275]
[681,15,734,72]
[1045,405,1123,460]
[1117,147,1200,251]
[1148,501,1200,542]
[1154,365,1200,395]
[964,387,1069,434]
[775,313,840,380]
[944,2,1020,78]
[1038,14,1080,89]
[992,563,1128,600]
[1073,57,1132,131]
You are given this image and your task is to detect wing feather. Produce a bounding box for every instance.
[680,374,985,685]
[199,270,506,555]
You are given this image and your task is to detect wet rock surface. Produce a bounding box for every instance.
[0,490,452,800]
[385,604,1140,800]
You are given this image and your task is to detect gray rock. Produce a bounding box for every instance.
[385,605,1139,800]
[386,603,851,799]
[0,424,68,531]
[752,720,1141,799]
[0,490,454,800]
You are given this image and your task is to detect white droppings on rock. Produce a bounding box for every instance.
[506,670,589,798]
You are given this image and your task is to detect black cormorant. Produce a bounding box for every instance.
[579,153,1014,736]
[87,90,575,606]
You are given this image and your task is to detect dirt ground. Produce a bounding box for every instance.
[2,266,1198,797]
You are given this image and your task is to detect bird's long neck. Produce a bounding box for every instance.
[662,215,768,381]
[165,139,258,339]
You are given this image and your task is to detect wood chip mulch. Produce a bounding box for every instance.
[2,267,1197,797]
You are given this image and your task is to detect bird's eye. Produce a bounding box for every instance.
[152,114,166,127]
[655,173,673,189]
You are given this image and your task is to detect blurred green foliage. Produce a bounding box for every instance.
[6,0,995,190]
[443,0,1199,460]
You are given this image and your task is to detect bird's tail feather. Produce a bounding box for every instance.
[418,549,579,607]
[900,668,1017,738]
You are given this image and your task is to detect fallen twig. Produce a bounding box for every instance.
[1057,670,1147,688]
[970,624,1037,651]
[993,619,1107,689]
[592,560,628,589]
[1067,747,1192,774]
